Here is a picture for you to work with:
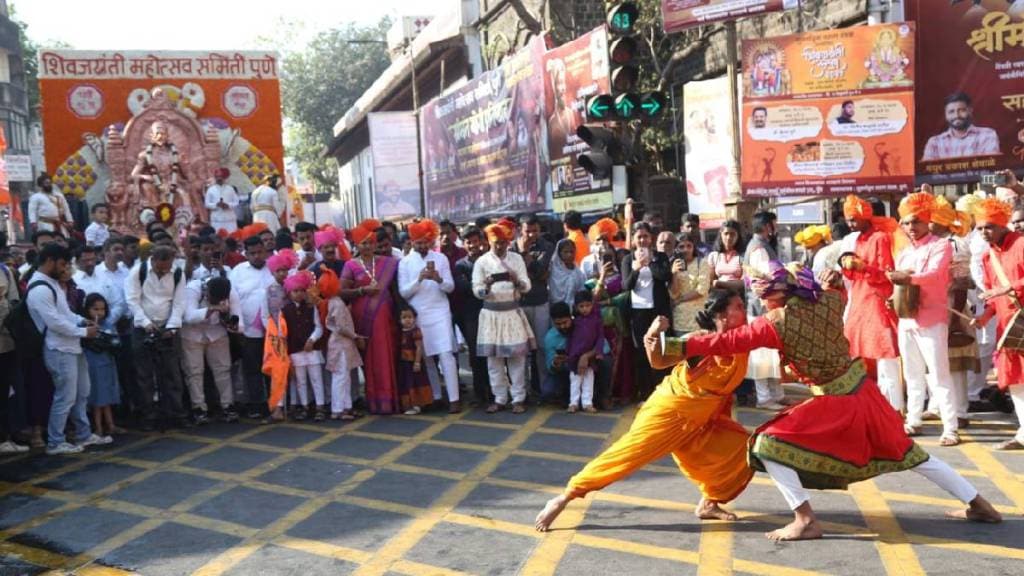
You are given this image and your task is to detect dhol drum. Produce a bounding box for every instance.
[891,284,920,319]
[996,309,1024,352]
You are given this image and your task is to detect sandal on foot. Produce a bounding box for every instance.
[486,403,504,414]
[903,424,921,436]
[939,432,961,447]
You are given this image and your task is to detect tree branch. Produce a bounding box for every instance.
[508,0,544,36]
[658,25,720,90]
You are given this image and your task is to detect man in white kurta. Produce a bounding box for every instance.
[28,173,74,236]
[250,175,284,234]
[398,219,461,412]
[473,223,535,414]
[205,168,239,234]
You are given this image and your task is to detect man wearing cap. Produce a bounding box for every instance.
[891,192,958,445]
[971,198,1024,450]
[398,219,461,413]
[205,168,239,234]
[836,195,902,410]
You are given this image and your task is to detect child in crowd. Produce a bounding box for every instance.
[263,249,298,422]
[85,203,110,247]
[323,270,364,420]
[397,304,434,415]
[282,271,326,421]
[82,293,122,438]
[567,289,605,413]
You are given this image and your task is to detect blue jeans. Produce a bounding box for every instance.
[44,348,92,448]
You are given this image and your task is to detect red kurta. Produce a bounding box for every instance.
[686,293,927,490]
[981,231,1024,390]
[843,227,899,360]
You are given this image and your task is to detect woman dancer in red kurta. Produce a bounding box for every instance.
[680,262,1001,541]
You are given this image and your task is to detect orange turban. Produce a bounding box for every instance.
[485,222,514,243]
[241,222,269,240]
[350,219,380,245]
[971,197,1013,228]
[588,217,619,242]
[931,196,970,236]
[843,195,872,221]
[408,219,440,243]
[317,268,341,300]
[898,192,936,223]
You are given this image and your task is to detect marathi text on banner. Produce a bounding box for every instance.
[662,0,795,33]
[910,2,1024,184]
[368,112,422,220]
[740,23,916,197]
[683,76,738,227]
[419,37,547,221]
[39,50,279,80]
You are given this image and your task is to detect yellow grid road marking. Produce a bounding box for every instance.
[849,480,926,576]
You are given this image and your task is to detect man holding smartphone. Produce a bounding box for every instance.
[513,215,554,401]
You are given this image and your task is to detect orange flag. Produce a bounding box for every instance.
[263,313,291,411]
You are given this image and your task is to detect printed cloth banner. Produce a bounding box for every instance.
[368,112,421,219]
[662,0,797,33]
[909,1,1024,184]
[683,76,739,227]
[420,37,548,221]
[544,26,612,213]
[741,24,916,197]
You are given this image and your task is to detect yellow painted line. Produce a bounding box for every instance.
[73,566,139,575]
[519,405,636,576]
[481,477,564,495]
[445,512,540,538]
[422,439,493,453]
[191,541,263,576]
[66,517,165,571]
[881,490,1020,516]
[343,430,417,442]
[353,409,550,576]
[442,419,520,431]
[848,480,927,576]
[334,494,423,517]
[174,513,261,538]
[383,462,464,481]
[958,441,1024,511]
[513,449,591,464]
[731,558,830,576]
[0,540,67,569]
[390,559,473,576]
[274,535,372,563]
[697,521,734,576]
[908,537,1024,560]
[535,427,608,439]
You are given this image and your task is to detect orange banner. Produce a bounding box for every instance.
[741,24,916,197]
[38,50,282,208]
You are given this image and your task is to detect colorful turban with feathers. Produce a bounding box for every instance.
[588,217,620,243]
[794,224,831,249]
[747,261,823,302]
[267,248,299,273]
[485,222,515,243]
[898,192,936,223]
[931,196,970,236]
[971,197,1013,228]
[283,270,313,293]
[408,219,440,243]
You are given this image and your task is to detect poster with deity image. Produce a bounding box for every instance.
[908,0,1024,184]
[741,24,916,197]
[683,76,738,228]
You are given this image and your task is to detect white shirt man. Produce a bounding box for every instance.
[250,182,284,234]
[398,233,459,410]
[228,239,275,416]
[205,177,240,234]
[181,276,242,420]
[85,221,110,247]
[28,185,74,235]
[125,259,187,331]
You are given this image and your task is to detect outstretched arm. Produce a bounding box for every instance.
[685,316,782,358]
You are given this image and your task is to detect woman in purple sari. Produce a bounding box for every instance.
[340,219,400,414]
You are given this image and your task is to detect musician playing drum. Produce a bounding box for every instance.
[971,197,1024,451]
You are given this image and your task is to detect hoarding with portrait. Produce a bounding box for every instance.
[368,112,421,220]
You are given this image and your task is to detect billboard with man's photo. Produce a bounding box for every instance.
[909,1,1024,184]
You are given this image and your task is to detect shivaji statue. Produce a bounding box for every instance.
[130,120,191,225]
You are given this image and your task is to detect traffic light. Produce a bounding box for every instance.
[614,93,640,120]
[607,2,639,34]
[577,124,622,180]
[606,2,639,110]
[639,91,667,120]
[585,94,615,121]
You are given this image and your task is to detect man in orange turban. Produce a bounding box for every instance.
[972,197,1024,450]
[892,191,959,444]
[582,217,620,278]
[838,195,901,409]
[398,218,462,413]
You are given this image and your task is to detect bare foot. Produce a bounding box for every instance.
[535,495,570,532]
[945,496,1003,524]
[695,498,738,521]
[766,519,823,541]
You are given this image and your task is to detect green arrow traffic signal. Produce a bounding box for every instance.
[586,95,615,121]
[614,93,640,119]
[640,91,667,119]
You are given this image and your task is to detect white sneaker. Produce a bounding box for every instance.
[76,434,113,448]
[46,442,84,455]
[0,440,29,453]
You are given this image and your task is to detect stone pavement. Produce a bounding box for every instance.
[0,403,1021,575]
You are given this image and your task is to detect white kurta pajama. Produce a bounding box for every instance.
[398,250,459,403]
[250,184,284,233]
[28,190,74,234]
[205,183,240,233]
[472,250,535,405]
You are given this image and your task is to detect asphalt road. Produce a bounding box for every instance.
[0,400,1021,576]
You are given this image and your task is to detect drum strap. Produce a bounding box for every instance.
[989,251,1022,310]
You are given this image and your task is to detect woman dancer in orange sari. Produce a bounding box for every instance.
[535,289,755,531]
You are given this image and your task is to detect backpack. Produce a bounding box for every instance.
[5,281,57,359]
[139,260,183,287]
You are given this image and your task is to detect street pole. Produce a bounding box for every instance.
[725,21,742,199]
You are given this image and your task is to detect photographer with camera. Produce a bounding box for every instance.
[125,245,188,430]
[182,276,241,424]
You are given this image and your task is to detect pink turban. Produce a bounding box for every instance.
[315,228,343,250]
[283,271,313,293]
[267,248,299,273]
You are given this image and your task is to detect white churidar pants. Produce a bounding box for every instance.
[488,356,527,405]
[900,322,957,436]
